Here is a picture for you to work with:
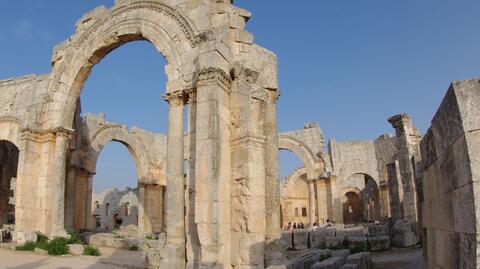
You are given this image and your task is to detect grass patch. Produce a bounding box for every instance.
[46,237,70,255]
[129,245,138,251]
[350,244,367,254]
[15,241,37,251]
[67,232,83,244]
[83,245,101,256]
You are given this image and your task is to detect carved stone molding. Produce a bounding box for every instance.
[196,67,232,91]
[21,127,74,143]
[163,90,187,106]
[75,0,200,49]
[232,65,259,84]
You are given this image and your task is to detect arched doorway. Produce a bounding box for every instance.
[0,140,19,229]
[91,142,139,233]
[343,190,364,224]
[343,173,381,224]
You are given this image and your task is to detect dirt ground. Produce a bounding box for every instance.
[372,247,424,269]
[0,246,147,269]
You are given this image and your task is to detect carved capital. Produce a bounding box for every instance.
[388,113,410,129]
[266,89,281,104]
[184,89,197,104]
[163,91,187,106]
[196,67,232,91]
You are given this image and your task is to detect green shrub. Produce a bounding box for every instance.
[45,237,70,255]
[350,244,367,254]
[15,241,36,251]
[36,232,49,243]
[83,245,101,256]
[129,245,138,251]
[67,232,82,244]
[145,235,154,240]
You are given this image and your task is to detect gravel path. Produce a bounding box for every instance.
[0,246,147,269]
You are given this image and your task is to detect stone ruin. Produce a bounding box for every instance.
[0,0,478,268]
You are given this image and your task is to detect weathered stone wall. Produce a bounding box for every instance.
[421,78,480,269]
[92,187,139,232]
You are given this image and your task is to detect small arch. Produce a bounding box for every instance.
[295,208,299,217]
[301,207,307,217]
[124,202,130,216]
[105,203,110,217]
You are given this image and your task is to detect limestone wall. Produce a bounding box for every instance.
[92,187,139,232]
[0,75,48,129]
[420,78,480,269]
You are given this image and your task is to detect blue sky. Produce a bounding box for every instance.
[1,1,479,191]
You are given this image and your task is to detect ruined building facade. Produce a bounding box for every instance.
[0,0,479,268]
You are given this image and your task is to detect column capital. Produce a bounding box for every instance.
[163,91,187,106]
[266,89,281,104]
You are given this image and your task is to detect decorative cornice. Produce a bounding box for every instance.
[75,1,200,49]
[21,127,73,143]
[232,66,259,84]
[196,67,232,91]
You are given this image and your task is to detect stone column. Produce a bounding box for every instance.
[84,174,93,230]
[264,89,284,265]
[51,129,71,237]
[308,179,317,227]
[388,114,421,229]
[193,67,232,268]
[137,183,146,237]
[163,91,185,268]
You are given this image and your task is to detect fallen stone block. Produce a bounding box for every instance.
[325,236,344,249]
[345,252,373,269]
[310,230,326,249]
[293,230,309,250]
[67,244,84,255]
[34,247,48,255]
[346,237,367,252]
[311,256,344,269]
[367,235,390,251]
[392,232,417,248]
[331,249,350,265]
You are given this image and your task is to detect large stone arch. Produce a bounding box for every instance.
[0,117,23,147]
[44,1,200,129]
[88,125,152,183]
[278,135,319,180]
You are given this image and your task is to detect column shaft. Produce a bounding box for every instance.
[308,180,316,227]
[52,134,68,236]
[164,93,185,268]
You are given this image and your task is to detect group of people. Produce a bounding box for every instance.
[284,219,335,231]
[285,222,306,230]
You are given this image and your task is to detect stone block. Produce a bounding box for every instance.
[67,244,84,255]
[293,230,309,250]
[346,237,367,252]
[310,230,326,249]
[331,249,350,265]
[311,256,344,269]
[34,248,48,255]
[392,232,417,248]
[325,236,344,249]
[367,235,390,252]
[344,252,372,269]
